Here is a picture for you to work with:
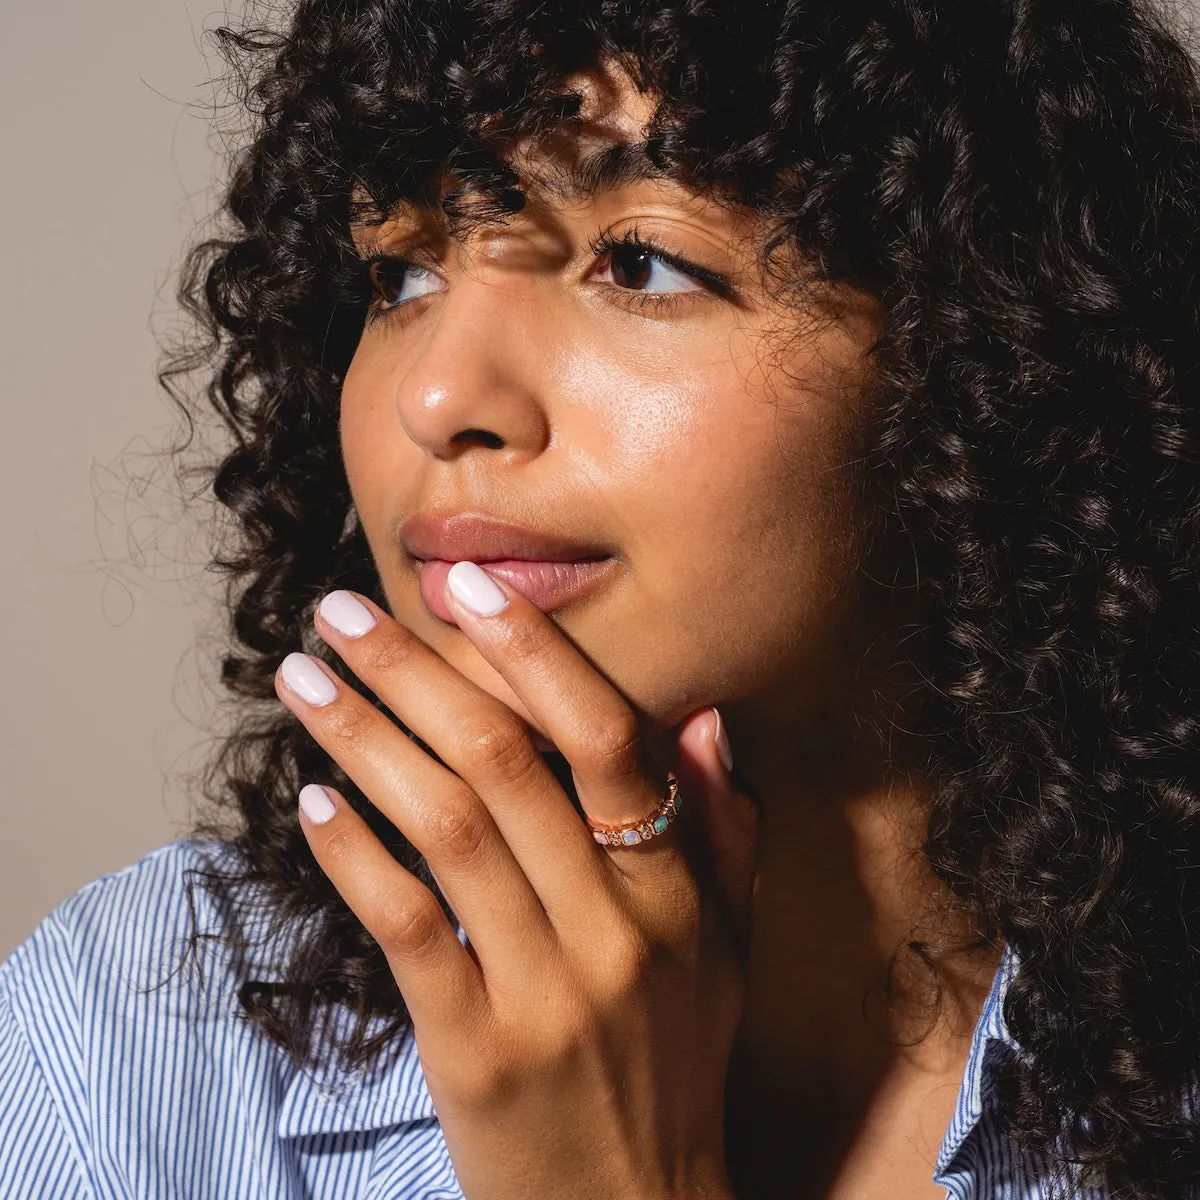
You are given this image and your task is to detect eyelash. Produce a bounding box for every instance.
[360,227,733,327]
[585,226,734,314]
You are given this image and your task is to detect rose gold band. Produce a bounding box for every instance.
[588,776,681,848]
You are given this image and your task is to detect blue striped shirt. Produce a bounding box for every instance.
[0,839,1106,1198]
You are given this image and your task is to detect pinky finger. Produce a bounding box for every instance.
[297,783,486,1038]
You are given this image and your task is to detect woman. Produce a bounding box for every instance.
[3,0,1199,1196]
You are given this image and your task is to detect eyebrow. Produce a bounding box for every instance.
[532,140,671,202]
[354,141,674,255]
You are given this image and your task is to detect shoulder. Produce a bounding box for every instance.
[0,839,250,1023]
[0,840,279,1198]
[0,841,459,1199]
[0,840,261,1099]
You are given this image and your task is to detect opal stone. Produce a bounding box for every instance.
[593,830,609,844]
[653,815,670,833]
[621,829,641,845]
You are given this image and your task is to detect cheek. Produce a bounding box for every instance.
[561,342,872,723]
[340,348,419,527]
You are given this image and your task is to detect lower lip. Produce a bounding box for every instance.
[417,558,616,623]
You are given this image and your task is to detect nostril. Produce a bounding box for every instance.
[450,428,505,450]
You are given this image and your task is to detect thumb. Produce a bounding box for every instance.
[673,707,761,942]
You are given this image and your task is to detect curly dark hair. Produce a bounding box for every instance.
[161,0,1200,1195]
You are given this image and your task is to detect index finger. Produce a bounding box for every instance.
[441,561,682,842]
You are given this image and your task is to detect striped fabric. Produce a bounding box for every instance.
[0,840,1104,1199]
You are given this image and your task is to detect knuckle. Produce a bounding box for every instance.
[459,714,537,782]
[325,702,372,751]
[450,1050,518,1110]
[376,887,441,957]
[580,709,643,779]
[359,627,419,677]
[494,616,556,664]
[320,822,360,868]
[595,926,656,1003]
[424,800,489,867]
[530,1002,591,1062]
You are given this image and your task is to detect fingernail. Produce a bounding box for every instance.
[299,783,337,825]
[318,590,377,638]
[280,652,338,706]
[446,561,509,616]
[712,707,734,773]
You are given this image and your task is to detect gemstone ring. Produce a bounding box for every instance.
[588,776,682,848]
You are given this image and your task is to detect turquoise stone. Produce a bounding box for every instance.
[653,815,669,833]
[621,828,641,845]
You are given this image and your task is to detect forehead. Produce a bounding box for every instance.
[556,59,658,150]
[353,58,721,244]
[492,55,664,198]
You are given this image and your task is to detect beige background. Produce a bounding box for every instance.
[4,2,1200,961]
[0,0,234,957]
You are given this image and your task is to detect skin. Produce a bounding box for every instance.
[275,62,1004,1199]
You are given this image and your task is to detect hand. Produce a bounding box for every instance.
[274,565,760,1200]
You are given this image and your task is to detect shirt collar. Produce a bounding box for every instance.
[273,922,471,1139]
[276,1005,437,1138]
[933,941,1021,1179]
[187,842,439,1140]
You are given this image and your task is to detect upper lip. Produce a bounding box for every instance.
[401,512,613,563]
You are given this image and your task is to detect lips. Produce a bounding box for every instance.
[401,512,612,563]
[415,557,616,622]
[401,512,617,621]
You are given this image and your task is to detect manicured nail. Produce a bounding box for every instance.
[298,783,337,825]
[446,561,509,616]
[280,652,338,706]
[319,590,377,638]
[713,707,734,772]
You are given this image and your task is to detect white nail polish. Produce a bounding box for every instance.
[298,783,337,824]
[713,708,734,772]
[446,561,509,616]
[280,652,338,706]
[319,590,377,638]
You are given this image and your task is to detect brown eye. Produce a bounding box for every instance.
[609,245,654,289]
[368,259,445,310]
[599,244,703,294]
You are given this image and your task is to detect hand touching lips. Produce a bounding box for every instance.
[402,511,619,621]
[416,558,617,621]
[274,570,755,1200]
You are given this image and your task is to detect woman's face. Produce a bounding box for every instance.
[340,68,883,750]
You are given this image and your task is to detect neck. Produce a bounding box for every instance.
[721,694,1001,1082]
[715,701,1002,1195]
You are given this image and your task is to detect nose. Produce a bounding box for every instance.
[390,270,551,464]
